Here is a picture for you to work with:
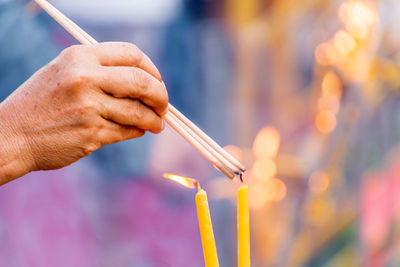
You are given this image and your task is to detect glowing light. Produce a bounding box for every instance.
[325,42,341,64]
[318,94,340,114]
[306,195,335,226]
[223,145,243,163]
[322,72,342,97]
[253,127,281,158]
[346,18,369,39]
[339,1,376,39]
[252,157,277,180]
[333,30,356,54]
[315,110,337,134]
[249,178,287,209]
[308,171,330,194]
[315,43,330,66]
[249,185,269,209]
[163,173,198,189]
[269,179,287,202]
[339,1,376,27]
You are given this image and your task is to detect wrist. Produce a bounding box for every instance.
[0,102,33,184]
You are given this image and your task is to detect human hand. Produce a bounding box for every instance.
[0,42,168,183]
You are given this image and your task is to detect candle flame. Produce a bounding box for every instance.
[163,173,199,189]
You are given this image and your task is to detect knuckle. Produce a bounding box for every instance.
[83,122,103,146]
[66,68,92,87]
[124,43,143,64]
[61,45,83,60]
[74,93,98,118]
[135,128,146,138]
[152,121,163,134]
[131,70,150,92]
[123,42,138,51]
[131,101,145,121]
[81,98,97,116]
[82,142,99,155]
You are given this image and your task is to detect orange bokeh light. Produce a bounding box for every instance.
[249,185,269,209]
[308,171,330,194]
[253,127,281,158]
[262,178,287,202]
[249,178,287,209]
[253,157,277,180]
[325,42,341,65]
[315,43,330,66]
[269,179,287,202]
[322,71,342,97]
[318,94,340,114]
[315,110,337,134]
[163,173,198,189]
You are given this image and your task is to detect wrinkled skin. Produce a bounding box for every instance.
[0,42,168,184]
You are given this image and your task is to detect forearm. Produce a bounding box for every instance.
[0,101,33,184]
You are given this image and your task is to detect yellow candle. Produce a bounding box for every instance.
[196,187,220,267]
[238,185,250,267]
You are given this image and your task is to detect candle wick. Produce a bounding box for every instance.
[195,181,201,191]
[239,172,243,183]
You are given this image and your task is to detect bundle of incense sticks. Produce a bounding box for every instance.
[34,0,246,180]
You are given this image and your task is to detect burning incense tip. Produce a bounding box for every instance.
[163,173,199,189]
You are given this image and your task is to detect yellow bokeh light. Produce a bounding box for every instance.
[322,71,342,97]
[333,30,356,54]
[346,18,369,39]
[308,171,330,194]
[315,110,337,134]
[339,1,376,40]
[252,157,277,180]
[318,94,340,114]
[339,1,376,26]
[253,127,281,158]
[306,195,335,226]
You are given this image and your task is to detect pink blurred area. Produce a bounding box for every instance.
[0,162,203,267]
[361,164,400,267]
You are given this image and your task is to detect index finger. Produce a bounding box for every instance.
[92,42,162,81]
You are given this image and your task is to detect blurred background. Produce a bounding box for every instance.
[1,0,400,266]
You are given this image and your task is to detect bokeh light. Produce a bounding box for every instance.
[333,30,356,54]
[252,157,277,180]
[253,127,281,158]
[315,110,337,134]
[322,71,342,97]
[309,171,330,194]
[315,43,330,66]
[338,1,376,39]
[306,195,336,226]
[268,178,287,202]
